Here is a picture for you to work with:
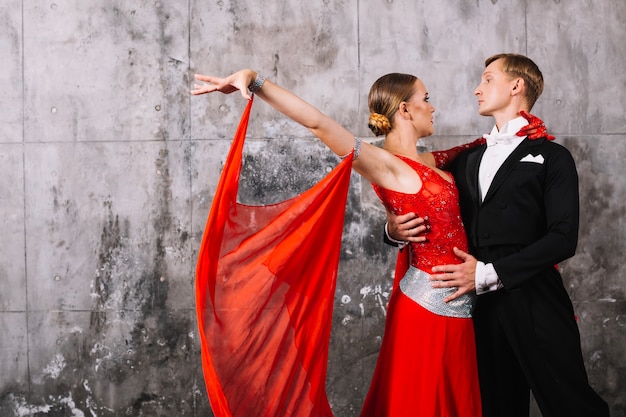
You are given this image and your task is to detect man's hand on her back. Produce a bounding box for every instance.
[386,211,429,243]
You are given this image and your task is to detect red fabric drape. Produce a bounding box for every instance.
[196,98,353,417]
[392,249,410,292]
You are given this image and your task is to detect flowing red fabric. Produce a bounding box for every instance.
[195,98,353,417]
[392,249,410,292]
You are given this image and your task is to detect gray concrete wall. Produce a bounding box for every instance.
[1,1,624,416]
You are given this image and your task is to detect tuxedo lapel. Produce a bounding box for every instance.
[482,139,544,203]
[466,145,485,208]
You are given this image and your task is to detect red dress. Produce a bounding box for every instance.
[361,156,482,417]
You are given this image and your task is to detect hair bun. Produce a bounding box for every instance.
[368,112,391,136]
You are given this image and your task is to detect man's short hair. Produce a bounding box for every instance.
[486,53,544,110]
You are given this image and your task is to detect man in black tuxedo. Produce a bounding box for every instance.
[387,53,609,417]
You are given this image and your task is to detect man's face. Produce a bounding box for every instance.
[474,59,517,117]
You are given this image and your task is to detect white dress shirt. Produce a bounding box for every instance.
[475,117,528,294]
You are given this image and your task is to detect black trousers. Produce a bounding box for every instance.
[473,289,610,417]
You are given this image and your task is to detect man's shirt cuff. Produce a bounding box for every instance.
[384,223,408,249]
[476,261,503,294]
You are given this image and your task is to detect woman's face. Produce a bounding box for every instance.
[403,79,435,137]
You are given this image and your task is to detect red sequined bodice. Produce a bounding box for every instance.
[373,156,468,274]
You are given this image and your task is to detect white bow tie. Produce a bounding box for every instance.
[483,132,518,147]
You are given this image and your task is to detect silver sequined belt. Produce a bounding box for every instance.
[399,266,476,318]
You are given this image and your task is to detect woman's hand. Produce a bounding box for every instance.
[517,110,555,140]
[191,70,256,100]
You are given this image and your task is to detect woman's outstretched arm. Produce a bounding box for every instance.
[191,69,422,194]
[192,69,356,156]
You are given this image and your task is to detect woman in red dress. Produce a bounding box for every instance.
[192,69,542,416]
[360,74,481,416]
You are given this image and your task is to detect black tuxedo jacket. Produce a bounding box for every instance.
[445,139,612,416]
[448,137,579,291]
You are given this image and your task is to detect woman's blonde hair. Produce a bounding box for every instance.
[368,73,418,136]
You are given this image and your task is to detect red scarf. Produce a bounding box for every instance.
[196,98,353,417]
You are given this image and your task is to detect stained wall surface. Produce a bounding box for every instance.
[0,1,625,416]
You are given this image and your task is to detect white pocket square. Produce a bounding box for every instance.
[520,154,544,164]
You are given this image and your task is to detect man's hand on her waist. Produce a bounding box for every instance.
[431,247,477,302]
